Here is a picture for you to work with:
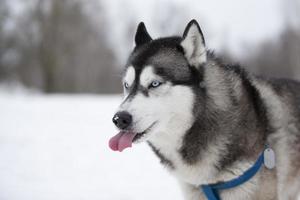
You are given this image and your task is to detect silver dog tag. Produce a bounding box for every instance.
[264,148,275,169]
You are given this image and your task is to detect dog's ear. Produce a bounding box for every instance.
[135,22,152,46]
[181,20,206,68]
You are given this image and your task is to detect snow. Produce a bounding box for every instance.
[0,92,300,200]
[0,93,181,200]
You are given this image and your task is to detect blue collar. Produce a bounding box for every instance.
[201,151,265,200]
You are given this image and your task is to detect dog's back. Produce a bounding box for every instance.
[249,77,300,199]
[267,78,300,199]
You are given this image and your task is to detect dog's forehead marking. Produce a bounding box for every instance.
[124,66,135,86]
[140,66,159,87]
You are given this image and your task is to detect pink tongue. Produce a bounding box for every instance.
[109,131,137,152]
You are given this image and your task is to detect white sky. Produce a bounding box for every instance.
[6,0,289,62]
[103,0,285,61]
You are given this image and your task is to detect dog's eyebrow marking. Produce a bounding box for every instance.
[140,65,159,88]
[124,66,135,86]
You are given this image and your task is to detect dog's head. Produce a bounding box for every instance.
[109,20,208,152]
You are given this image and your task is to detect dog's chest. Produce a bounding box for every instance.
[170,158,218,185]
[147,140,217,185]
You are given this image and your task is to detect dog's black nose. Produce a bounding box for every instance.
[112,111,132,130]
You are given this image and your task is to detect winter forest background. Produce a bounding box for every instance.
[0,0,300,200]
[0,0,299,94]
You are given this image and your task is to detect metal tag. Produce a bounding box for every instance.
[264,148,276,169]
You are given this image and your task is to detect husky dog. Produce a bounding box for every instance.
[109,20,300,200]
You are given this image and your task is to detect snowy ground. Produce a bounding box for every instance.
[0,93,181,200]
[1,92,299,200]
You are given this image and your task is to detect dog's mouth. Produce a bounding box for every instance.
[132,122,157,143]
[109,122,157,152]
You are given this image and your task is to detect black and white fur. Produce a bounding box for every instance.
[113,20,300,200]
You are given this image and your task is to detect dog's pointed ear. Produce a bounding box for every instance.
[180,20,206,68]
[135,22,152,46]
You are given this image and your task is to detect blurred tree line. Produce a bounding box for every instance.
[242,27,300,80]
[247,1,300,80]
[225,0,300,80]
[0,0,299,94]
[0,0,121,93]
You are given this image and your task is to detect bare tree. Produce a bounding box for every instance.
[9,0,121,93]
[0,0,13,81]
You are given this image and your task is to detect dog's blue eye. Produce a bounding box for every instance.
[150,80,161,88]
[124,82,129,89]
